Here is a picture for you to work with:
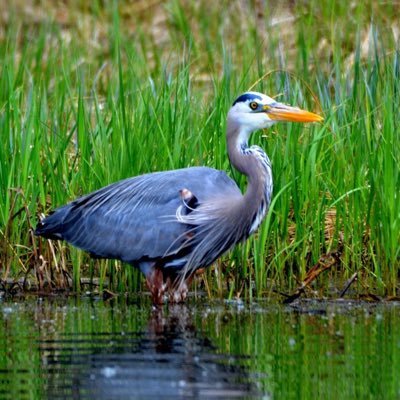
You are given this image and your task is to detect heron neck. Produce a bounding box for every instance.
[227,125,273,232]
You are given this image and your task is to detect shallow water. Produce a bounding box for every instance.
[0,296,399,399]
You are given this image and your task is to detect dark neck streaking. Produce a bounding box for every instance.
[226,126,273,234]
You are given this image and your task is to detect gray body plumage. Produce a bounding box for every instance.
[35,167,250,274]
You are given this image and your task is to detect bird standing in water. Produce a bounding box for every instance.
[35,92,323,304]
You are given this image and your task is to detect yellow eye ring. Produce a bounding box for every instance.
[249,101,258,110]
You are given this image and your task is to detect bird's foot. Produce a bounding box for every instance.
[167,274,194,304]
[168,281,189,303]
[146,268,195,305]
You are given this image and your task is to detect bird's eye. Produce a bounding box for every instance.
[249,101,258,110]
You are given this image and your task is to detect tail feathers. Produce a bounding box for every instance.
[34,206,70,240]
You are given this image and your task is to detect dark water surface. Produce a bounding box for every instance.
[0,296,399,399]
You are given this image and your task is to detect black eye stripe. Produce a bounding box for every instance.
[232,93,262,106]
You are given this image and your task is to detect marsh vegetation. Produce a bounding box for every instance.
[0,1,399,299]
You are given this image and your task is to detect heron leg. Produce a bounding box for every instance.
[145,266,167,305]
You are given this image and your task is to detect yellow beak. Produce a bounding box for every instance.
[264,103,323,123]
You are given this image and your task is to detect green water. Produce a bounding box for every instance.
[0,296,399,399]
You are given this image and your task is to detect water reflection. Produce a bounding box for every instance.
[1,297,400,399]
[41,304,261,399]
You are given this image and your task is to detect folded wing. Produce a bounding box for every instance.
[35,167,241,267]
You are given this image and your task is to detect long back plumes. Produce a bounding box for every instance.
[177,117,273,280]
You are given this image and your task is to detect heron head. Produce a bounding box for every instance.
[228,91,323,135]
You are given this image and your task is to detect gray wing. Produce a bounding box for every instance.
[35,167,241,265]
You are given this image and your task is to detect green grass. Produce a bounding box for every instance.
[0,1,399,298]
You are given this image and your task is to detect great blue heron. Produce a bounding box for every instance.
[35,91,323,304]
